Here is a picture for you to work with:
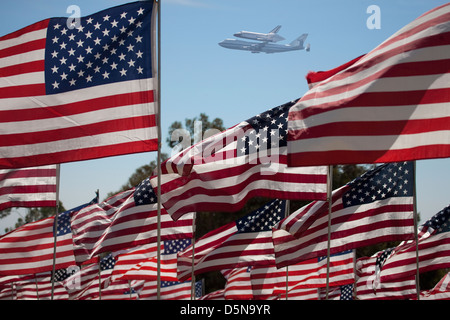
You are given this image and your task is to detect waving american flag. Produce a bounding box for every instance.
[0,1,157,169]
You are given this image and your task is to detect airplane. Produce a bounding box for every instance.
[233,25,285,43]
[218,33,310,54]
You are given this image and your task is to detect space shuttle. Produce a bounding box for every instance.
[233,25,285,43]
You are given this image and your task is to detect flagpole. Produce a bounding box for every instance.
[284,199,290,300]
[50,163,61,300]
[154,0,162,300]
[325,165,333,300]
[190,212,197,300]
[412,160,420,300]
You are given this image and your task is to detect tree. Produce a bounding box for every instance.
[3,201,66,233]
[166,112,225,150]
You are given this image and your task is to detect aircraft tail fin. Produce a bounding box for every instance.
[290,33,308,47]
[269,25,282,34]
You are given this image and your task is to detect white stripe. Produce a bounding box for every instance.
[1,102,155,135]
[0,49,45,68]
[0,127,158,159]
[0,28,47,50]
[0,77,155,111]
[0,176,56,187]
[290,102,450,132]
[0,71,44,88]
[288,130,450,153]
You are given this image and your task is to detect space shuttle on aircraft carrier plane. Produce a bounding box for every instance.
[219,25,310,54]
[233,25,285,42]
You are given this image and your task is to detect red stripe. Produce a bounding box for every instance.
[1,115,156,147]
[0,200,56,211]
[294,116,450,139]
[0,83,45,98]
[0,60,45,77]
[0,38,46,59]
[0,184,56,196]
[1,90,154,122]
[0,167,56,180]
[288,144,450,166]
[290,87,450,127]
[0,139,158,169]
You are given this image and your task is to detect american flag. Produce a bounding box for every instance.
[0,1,158,169]
[13,271,68,300]
[287,3,450,166]
[0,197,96,276]
[63,254,114,300]
[420,271,450,300]
[139,279,203,300]
[222,266,253,300]
[111,243,162,282]
[273,162,415,266]
[319,284,354,300]
[119,239,191,282]
[71,177,193,263]
[177,199,285,282]
[250,250,354,299]
[379,205,450,283]
[151,100,327,221]
[354,250,417,300]
[0,165,57,210]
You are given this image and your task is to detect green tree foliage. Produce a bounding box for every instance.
[3,201,66,233]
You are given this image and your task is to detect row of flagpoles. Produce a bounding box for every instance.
[0,0,449,300]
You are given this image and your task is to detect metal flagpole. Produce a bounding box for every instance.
[50,163,61,300]
[325,165,333,300]
[190,213,197,300]
[284,200,290,300]
[155,0,162,300]
[35,275,40,300]
[412,160,421,300]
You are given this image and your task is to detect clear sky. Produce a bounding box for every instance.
[0,0,448,232]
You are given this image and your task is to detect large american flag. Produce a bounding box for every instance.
[151,100,328,221]
[0,165,57,210]
[177,199,285,282]
[0,1,158,169]
[287,3,450,166]
[273,162,415,266]
[71,177,193,264]
[0,197,96,276]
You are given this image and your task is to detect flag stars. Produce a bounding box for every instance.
[46,5,149,93]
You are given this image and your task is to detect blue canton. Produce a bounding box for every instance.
[100,253,116,271]
[236,199,285,233]
[343,161,413,208]
[423,205,450,234]
[339,284,354,300]
[163,239,192,255]
[45,2,153,94]
[134,177,157,206]
[237,100,297,156]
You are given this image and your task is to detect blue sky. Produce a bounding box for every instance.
[0,0,448,231]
